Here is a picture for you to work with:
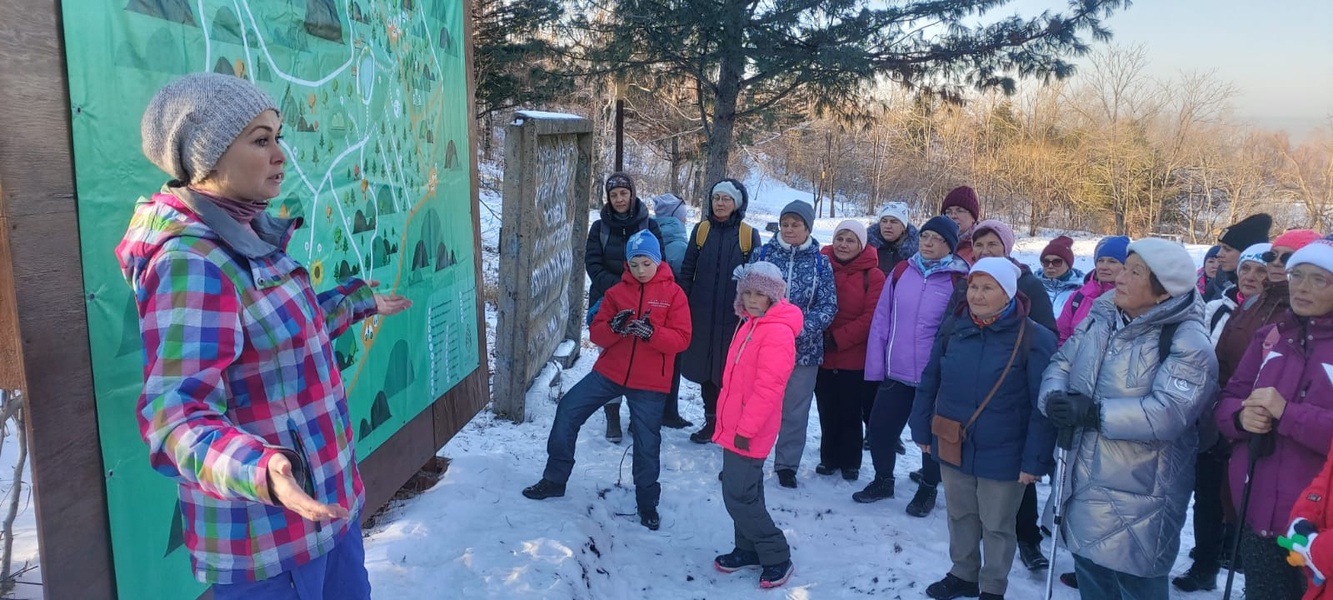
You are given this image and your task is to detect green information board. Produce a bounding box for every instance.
[60,1,477,597]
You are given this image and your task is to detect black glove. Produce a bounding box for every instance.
[1046,391,1099,430]
[823,331,838,352]
[627,317,655,340]
[734,434,750,451]
[609,309,635,335]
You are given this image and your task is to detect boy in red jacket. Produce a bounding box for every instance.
[523,230,692,531]
[1287,437,1333,599]
[712,262,803,589]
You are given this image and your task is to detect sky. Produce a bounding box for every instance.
[1005,0,1333,139]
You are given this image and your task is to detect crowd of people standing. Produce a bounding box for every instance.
[521,169,1333,600]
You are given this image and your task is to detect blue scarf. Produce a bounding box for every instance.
[912,253,955,279]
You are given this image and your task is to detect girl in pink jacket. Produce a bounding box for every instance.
[712,262,803,589]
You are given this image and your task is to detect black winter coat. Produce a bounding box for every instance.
[678,210,763,386]
[585,198,664,306]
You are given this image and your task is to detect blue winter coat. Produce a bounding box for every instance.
[910,295,1058,481]
[752,235,838,366]
[654,216,688,274]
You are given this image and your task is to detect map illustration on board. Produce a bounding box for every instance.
[61,1,478,597]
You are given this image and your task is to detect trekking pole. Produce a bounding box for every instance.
[1222,433,1274,600]
[1043,427,1074,600]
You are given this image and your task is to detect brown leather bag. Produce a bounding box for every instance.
[931,320,1026,467]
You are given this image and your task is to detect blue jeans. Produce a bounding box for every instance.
[1073,554,1168,600]
[868,379,940,486]
[542,370,666,508]
[212,521,370,600]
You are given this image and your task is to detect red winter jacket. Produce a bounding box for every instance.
[1290,437,1333,599]
[590,263,692,393]
[819,244,886,371]
[713,300,804,458]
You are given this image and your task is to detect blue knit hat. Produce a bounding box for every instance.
[626,229,662,264]
[1095,235,1131,264]
[1204,245,1221,262]
[921,215,960,252]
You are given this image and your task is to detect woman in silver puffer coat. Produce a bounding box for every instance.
[1040,238,1219,598]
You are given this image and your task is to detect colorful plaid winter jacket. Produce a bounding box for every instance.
[115,186,378,584]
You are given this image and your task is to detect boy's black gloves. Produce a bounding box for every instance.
[734,434,749,451]
[609,309,635,335]
[1046,391,1099,429]
[627,311,654,340]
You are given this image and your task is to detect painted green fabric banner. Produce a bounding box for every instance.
[60,1,477,597]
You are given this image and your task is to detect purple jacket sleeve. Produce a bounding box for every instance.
[864,279,894,381]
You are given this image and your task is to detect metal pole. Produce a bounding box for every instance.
[1044,428,1073,600]
[615,98,624,172]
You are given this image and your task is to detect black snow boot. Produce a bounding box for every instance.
[639,507,661,531]
[979,593,1004,600]
[1017,541,1049,570]
[521,479,566,500]
[605,405,623,443]
[714,548,761,572]
[841,468,859,481]
[1059,572,1078,588]
[925,574,980,599]
[815,464,837,476]
[661,413,692,429]
[759,560,794,589]
[689,415,715,444]
[776,469,797,489]
[852,477,894,503]
[1171,562,1218,592]
[905,482,938,517]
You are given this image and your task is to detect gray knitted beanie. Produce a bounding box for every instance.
[141,73,278,183]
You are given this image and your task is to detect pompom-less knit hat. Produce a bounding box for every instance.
[1286,239,1333,277]
[833,220,868,249]
[1042,236,1076,268]
[781,200,816,232]
[1095,236,1131,264]
[1239,243,1272,269]
[1219,213,1272,250]
[1273,229,1322,252]
[141,73,279,184]
[969,257,1021,300]
[652,193,687,220]
[878,202,912,228]
[920,215,960,253]
[972,219,1016,256]
[626,229,662,264]
[940,185,980,222]
[734,261,787,316]
[605,172,636,200]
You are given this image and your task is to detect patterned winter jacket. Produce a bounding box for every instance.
[116,186,378,584]
[752,236,838,366]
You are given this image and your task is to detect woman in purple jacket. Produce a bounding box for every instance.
[855,216,969,517]
[1216,238,1333,600]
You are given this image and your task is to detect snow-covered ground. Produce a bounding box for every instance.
[360,168,1228,598]
[0,164,1225,598]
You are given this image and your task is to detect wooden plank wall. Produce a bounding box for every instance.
[0,0,117,598]
[0,0,491,597]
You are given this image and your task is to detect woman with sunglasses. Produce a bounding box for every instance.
[1216,235,1333,600]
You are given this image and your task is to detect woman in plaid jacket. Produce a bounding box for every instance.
[117,73,410,598]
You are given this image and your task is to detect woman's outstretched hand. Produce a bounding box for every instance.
[268,453,350,522]
[365,280,412,315]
